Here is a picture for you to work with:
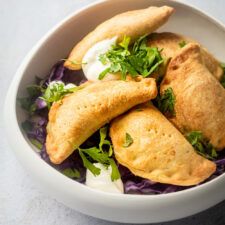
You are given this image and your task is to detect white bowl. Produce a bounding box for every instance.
[4,0,225,223]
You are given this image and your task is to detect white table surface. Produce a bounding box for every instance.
[1,0,225,224]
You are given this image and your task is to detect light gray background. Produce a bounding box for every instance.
[1,0,225,224]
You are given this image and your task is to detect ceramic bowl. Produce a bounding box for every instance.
[4,0,225,223]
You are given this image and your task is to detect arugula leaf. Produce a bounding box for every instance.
[123,133,133,147]
[79,150,101,176]
[98,35,164,80]
[185,131,218,160]
[157,87,176,117]
[179,40,187,48]
[220,63,225,88]
[62,168,80,179]
[109,158,121,181]
[40,81,80,108]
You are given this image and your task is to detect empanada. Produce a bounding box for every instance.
[161,43,225,149]
[64,6,174,70]
[46,78,157,164]
[148,32,223,80]
[110,103,216,186]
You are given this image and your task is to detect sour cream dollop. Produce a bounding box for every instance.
[85,163,124,194]
[82,37,119,81]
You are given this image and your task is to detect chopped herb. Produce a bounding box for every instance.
[79,150,101,176]
[98,35,164,80]
[123,133,133,147]
[179,40,187,48]
[98,68,111,80]
[220,63,225,88]
[185,131,218,160]
[109,158,121,181]
[99,126,113,156]
[157,87,176,117]
[40,81,80,108]
[78,127,120,181]
[62,168,80,179]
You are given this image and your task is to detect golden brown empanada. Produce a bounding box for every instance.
[47,78,157,164]
[64,6,174,70]
[110,103,216,186]
[148,32,223,80]
[161,43,225,149]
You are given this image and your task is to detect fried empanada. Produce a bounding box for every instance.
[161,43,225,149]
[64,6,174,70]
[110,103,216,186]
[148,32,223,80]
[46,78,157,164]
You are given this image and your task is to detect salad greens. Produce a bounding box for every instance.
[185,131,218,160]
[157,87,176,117]
[78,126,120,181]
[98,35,164,80]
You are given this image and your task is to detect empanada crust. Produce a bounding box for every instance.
[46,78,157,164]
[161,43,225,149]
[110,104,216,186]
[148,32,223,80]
[64,6,174,70]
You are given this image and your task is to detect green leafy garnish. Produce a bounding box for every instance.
[157,87,176,117]
[220,63,225,88]
[109,158,121,181]
[123,133,133,147]
[79,150,101,176]
[78,126,120,181]
[62,168,80,179]
[179,40,187,48]
[40,81,80,108]
[98,35,164,80]
[185,131,218,160]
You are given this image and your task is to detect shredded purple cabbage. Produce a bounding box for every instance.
[20,60,225,195]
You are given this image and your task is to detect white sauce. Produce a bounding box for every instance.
[82,37,120,81]
[85,163,124,194]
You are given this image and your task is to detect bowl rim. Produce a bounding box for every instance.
[4,0,225,203]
